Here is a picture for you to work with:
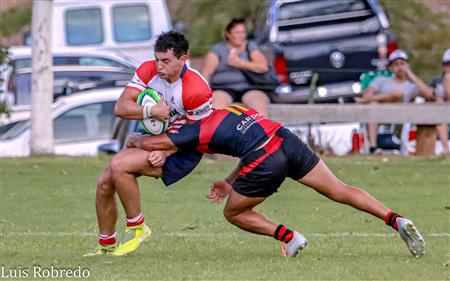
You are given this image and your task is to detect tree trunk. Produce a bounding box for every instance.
[30,0,53,155]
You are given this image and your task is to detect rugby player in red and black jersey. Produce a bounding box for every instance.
[85,31,213,257]
[126,104,426,258]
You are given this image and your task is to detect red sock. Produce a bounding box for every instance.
[385,211,403,231]
[126,213,144,227]
[274,224,294,243]
[98,232,116,246]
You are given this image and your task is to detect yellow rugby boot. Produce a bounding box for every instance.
[113,223,151,256]
[83,243,116,257]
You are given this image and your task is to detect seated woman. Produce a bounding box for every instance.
[201,18,270,116]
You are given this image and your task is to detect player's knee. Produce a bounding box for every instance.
[223,208,240,224]
[223,208,234,222]
[109,155,126,174]
[96,172,113,195]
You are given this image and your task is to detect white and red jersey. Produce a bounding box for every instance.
[126,61,212,132]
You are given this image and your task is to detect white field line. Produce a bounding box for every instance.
[2,231,450,238]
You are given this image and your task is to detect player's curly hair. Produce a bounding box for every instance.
[155,30,189,58]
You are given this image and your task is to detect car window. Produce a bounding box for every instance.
[13,57,131,70]
[14,72,31,105]
[66,8,103,45]
[13,58,31,69]
[0,121,20,137]
[54,101,115,142]
[12,70,132,106]
[0,120,30,140]
[279,0,372,21]
[112,5,151,42]
[79,57,125,68]
[0,101,116,142]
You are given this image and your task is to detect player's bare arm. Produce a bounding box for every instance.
[207,162,243,204]
[126,134,177,151]
[114,87,144,119]
[147,150,178,167]
[225,162,243,184]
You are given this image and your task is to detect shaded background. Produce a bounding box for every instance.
[1,0,449,80]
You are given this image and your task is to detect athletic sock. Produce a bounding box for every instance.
[274,224,294,243]
[98,231,116,247]
[126,213,144,227]
[385,211,403,231]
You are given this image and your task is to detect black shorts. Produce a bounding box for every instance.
[213,88,268,103]
[162,150,203,186]
[233,127,320,197]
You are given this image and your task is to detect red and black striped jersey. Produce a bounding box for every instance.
[167,105,282,158]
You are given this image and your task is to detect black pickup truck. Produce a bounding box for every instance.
[254,0,398,103]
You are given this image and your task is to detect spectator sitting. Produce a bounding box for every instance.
[201,18,270,116]
[355,49,433,153]
[428,48,450,155]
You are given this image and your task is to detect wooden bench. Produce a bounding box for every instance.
[268,103,450,156]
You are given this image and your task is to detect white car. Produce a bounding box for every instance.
[6,46,138,70]
[0,47,136,110]
[0,88,122,157]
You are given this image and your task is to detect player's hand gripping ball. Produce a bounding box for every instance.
[137,88,169,135]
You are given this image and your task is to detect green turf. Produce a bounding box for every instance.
[1,156,449,280]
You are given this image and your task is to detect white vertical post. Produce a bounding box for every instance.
[400,123,411,156]
[30,0,53,155]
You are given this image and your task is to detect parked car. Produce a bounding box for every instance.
[97,119,141,155]
[6,46,137,71]
[0,47,136,98]
[254,0,398,103]
[21,0,173,65]
[0,88,122,157]
[6,65,133,106]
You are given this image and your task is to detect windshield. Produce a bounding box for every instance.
[0,121,20,137]
[0,120,30,140]
[279,0,371,20]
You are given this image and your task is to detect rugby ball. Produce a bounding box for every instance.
[137,88,169,135]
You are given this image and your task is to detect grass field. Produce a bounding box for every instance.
[1,156,449,280]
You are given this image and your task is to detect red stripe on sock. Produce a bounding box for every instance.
[126,215,144,227]
[385,211,393,225]
[284,232,294,243]
[392,220,399,231]
[277,226,287,240]
[99,237,116,246]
